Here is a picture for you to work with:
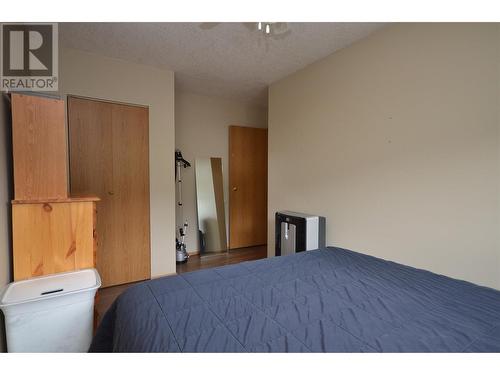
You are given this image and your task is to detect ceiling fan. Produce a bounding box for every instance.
[198,22,291,40]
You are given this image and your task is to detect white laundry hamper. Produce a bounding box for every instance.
[0,268,101,352]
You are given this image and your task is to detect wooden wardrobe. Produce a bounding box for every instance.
[67,96,151,287]
[11,93,98,281]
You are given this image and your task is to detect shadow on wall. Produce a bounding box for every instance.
[0,93,14,352]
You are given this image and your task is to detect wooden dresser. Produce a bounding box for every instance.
[10,93,99,281]
[12,197,99,281]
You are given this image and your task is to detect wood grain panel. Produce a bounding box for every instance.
[177,246,267,274]
[229,126,268,249]
[11,93,68,200]
[13,201,96,281]
[68,97,150,287]
[211,157,227,252]
[109,102,151,286]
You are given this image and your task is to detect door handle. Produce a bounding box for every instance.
[108,191,115,196]
[232,187,238,191]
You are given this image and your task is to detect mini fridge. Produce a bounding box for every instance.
[275,211,326,256]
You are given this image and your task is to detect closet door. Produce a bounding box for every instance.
[68,97,150,287]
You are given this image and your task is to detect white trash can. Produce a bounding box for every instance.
[0,268,101,352]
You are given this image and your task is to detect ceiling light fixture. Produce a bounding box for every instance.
[199,22,291,39]
[257,22,273,35]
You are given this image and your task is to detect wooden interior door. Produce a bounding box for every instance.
[229,126,268,249]
[68,97,151,287]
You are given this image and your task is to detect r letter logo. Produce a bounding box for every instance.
[1,23,58,91]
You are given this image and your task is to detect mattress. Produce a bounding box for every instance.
[90,247,500,352]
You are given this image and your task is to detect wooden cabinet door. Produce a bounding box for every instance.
[11,93,68,200]
[68,97,150,287]
[229,126,268,249]
[13,201,96,281]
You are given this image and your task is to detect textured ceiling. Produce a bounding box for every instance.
[60,23,385,106]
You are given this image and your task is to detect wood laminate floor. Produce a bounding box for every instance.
[177,245,267,273]
[95,245,267,325]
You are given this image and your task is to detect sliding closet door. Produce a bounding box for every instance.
[68,97,151,287]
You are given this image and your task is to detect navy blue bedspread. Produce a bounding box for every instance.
[90,247,500,352]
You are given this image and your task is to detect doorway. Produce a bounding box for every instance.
[67,96,151,287]
[182,125,268,272]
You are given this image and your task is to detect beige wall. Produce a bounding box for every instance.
[175,91,267,253]
[60,48,177,277]
[268,23,500,289]
[0,94,12,352]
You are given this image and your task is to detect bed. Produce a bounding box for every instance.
[90,247,500,352]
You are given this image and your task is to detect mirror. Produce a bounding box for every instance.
[195,157,227,254]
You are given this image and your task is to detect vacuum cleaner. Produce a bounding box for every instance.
[176,222,189,263]
[175,149,191,263]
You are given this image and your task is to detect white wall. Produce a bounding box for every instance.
[0,94,13,352]
[268,23,500,289]
[60,48,177,277]
[175,91,267,252]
